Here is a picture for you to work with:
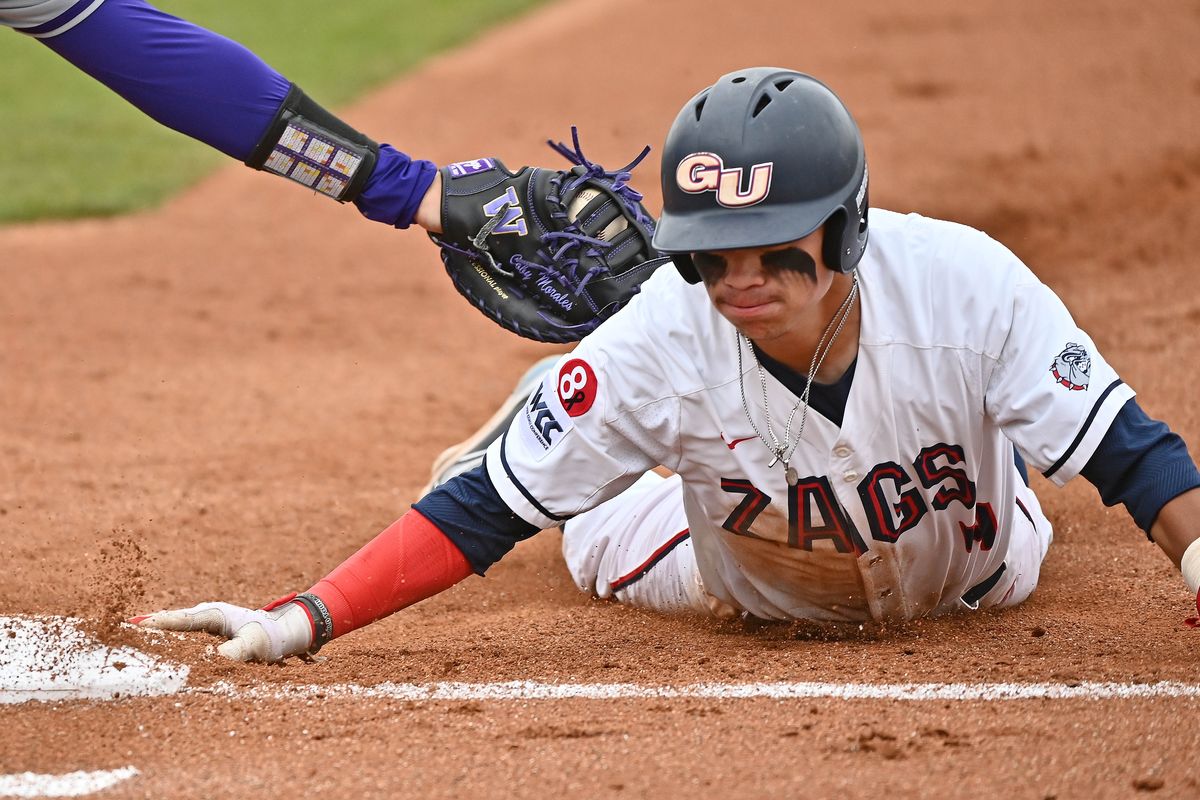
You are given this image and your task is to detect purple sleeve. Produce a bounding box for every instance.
[40,0,289,160]
[353,144,438,229]
[36,0,436,227]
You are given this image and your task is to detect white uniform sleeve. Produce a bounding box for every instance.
[1,0,107,36]
[485,311,682,530]
[983,255,1134,487]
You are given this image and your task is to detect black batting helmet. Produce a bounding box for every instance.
[652,68,869,283]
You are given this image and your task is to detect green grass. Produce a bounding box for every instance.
[0,0,547,224]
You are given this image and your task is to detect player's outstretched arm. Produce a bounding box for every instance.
[132,509,474,662]
[1150,487,1200,609]
[1073,398,1200,616]
[129,600,317,662]
[9,0,439,231]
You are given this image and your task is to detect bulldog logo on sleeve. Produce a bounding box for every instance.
[1050,342,1091,391]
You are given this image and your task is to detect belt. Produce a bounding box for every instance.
[961,562,1007,610]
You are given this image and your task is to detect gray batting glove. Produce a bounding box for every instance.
[130,599,315,662]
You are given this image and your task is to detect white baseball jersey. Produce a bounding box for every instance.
[486,209,1133,622]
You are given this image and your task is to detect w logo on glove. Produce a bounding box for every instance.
[482,187,528,236]
[429,127,669,343]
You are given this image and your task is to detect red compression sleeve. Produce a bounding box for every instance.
[306,509,473,639]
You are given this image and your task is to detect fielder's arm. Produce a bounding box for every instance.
[7,0,442,232]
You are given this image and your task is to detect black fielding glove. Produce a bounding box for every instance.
[429,128,669,343]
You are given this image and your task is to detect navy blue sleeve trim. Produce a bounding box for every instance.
[413,463,540,575]
[1044,379,1124,479]
[498,430,569,523]
[1080,397,1200,535]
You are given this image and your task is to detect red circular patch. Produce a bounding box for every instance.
[557,358,597,417]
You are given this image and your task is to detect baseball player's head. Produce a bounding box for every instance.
[652,68,869,284]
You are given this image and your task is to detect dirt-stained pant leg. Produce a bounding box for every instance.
[562,472,717,615]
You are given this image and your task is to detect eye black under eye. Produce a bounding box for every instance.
[761,247,816,276]
[692,251,728,275]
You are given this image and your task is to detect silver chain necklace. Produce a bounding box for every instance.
[735,271,859,486]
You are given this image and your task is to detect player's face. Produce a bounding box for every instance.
[692,229,836,344]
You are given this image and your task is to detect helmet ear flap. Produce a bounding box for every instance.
[820,199,869,274]
[821,210,848,273]
[672,253,702,284]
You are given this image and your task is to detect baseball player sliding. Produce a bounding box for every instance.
[133,69,1200,661]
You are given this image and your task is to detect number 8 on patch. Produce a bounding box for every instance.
[557,358,597,417]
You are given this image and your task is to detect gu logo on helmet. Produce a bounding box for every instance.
[1050,342,1091,391]
[676,152,773,208]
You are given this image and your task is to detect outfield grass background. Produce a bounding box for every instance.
[0,0,546,224]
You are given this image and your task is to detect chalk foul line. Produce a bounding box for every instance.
[0,767,138,798]
[5,616,1200,706]
[200,678,1200,702]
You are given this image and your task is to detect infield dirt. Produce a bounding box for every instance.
[2,0,1200,796]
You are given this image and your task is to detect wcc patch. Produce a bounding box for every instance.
[516,375,573,460]
[1050,342,1091,391]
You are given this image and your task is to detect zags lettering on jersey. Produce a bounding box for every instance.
[722,441,989,553]
[913,443,976,511]
[857,462,929,543]
[959,502,999,551]
[719,479,770,540]
[788,474,867,554]
[558,358,598,417]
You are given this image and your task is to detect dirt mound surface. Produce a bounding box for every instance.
[2,0,1198,796]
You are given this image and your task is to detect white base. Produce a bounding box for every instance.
[0,616,188,704]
